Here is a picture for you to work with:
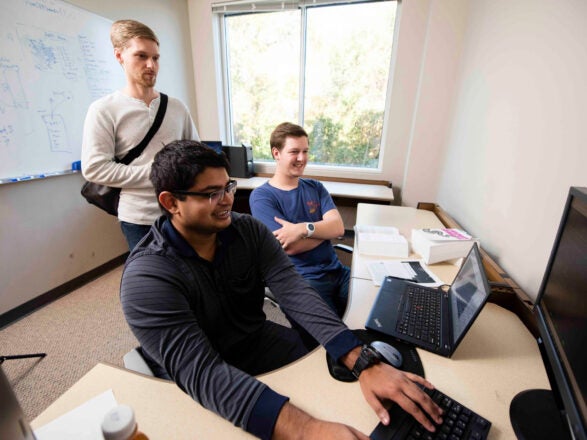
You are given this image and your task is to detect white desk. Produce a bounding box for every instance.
[351,203,458,281]
[347,204,550,438]
[33,204,549,439]
[234,176,395,203]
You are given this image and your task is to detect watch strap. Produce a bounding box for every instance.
[351,344,381,378]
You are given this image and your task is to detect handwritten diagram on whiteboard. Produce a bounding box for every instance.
[0,0,124,180]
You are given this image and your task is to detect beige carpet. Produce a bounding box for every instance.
[0,266,137,422]
[0,264,290,423]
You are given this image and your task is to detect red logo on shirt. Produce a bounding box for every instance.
[307,200,319,214]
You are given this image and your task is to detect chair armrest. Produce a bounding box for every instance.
[333,243,353,253]
[123,347,155,377]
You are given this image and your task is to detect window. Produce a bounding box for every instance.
[216,0,397,169]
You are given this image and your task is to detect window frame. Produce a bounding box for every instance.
[213,0,399,179]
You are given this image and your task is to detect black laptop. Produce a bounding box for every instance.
[365,243,491,357]
[0,365,36,440]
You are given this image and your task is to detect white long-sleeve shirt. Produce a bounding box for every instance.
[81,90,199,224]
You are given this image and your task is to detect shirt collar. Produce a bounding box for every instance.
[162,216,238,262]
[162,218,197,258]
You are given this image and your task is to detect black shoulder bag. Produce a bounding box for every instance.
[81,93,168,216]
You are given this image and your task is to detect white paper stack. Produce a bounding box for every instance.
[411,228,478,264]
[354,225,409,258]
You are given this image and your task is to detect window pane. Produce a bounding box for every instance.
[223,1,396,168]
[225,11,300,161]
[304,2,396,168]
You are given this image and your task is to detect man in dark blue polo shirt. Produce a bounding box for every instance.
[120,140,442,440]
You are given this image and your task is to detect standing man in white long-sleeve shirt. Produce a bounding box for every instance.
[82,19,199,250]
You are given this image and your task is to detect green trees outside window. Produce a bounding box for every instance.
[224,1,396,168]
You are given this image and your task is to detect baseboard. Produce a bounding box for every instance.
[0,253,129,330]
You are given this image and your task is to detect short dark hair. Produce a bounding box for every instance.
[150,140,231,216]
[270,122,308,153]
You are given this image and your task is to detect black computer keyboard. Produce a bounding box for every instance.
[396,285,441,347]
[370,387,491,440]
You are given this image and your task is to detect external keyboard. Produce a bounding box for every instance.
[396,286,441,347]
[370,387,491,440]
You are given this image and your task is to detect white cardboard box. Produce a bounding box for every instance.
[354,225,409,258]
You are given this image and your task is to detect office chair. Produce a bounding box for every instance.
[0,353,46,365]
[264,288,279,308]
[333,242,353,259]
[123,347,154,377]
[334,244,353,252]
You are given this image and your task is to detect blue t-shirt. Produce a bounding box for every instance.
[249,178,342,279]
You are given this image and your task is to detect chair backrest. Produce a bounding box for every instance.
[333,229,354,267]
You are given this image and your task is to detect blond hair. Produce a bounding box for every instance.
[110,19,159,50]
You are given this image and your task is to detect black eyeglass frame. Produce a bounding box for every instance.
[172,180,237,204]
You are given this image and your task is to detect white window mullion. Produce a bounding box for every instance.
[217,16,233,144]
[298,6,308,127]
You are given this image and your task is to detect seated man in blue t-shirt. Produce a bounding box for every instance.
[250,122,349,317]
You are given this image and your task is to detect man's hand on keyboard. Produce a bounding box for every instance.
[358,362,443,432]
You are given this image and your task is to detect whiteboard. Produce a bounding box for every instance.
[0,0,125,180]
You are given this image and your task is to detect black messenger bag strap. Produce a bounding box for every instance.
[118,93,168,165]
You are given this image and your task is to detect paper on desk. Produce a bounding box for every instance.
[34,389,117,440]
[367,260,442,287]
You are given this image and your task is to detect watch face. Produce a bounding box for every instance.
[308,223,315,232]
[364,346,381,363]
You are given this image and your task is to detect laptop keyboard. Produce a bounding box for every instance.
[396,285,441,347]
[370,387,491,440]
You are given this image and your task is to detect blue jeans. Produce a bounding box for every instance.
[120,221,152,251]
[306,265,351,318]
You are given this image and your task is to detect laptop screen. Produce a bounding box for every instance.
[449,244,491,344]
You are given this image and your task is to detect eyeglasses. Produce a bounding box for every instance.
[173,180,237,204]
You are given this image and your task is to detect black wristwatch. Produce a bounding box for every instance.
[351,344,382,379]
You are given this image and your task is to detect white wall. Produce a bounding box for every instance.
[0,174,124,315]
[188,0,222,141]
[428,0,587,299]
[0,0,196,317]
[398,0,469,205]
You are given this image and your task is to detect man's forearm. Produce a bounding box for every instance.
[285,237,324,255]
[340,345,362,372]
[272,402,313,440]
[272,402,369,440]
[309,217,344,240]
